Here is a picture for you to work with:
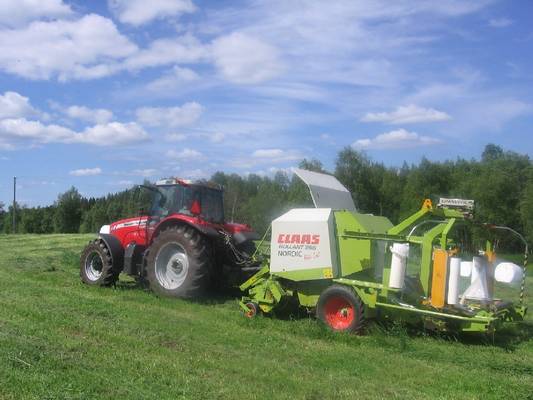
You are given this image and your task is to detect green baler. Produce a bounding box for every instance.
[240,169,528,334]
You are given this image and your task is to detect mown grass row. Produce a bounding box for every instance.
[0,234,532,400]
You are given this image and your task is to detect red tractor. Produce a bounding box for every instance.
[80,178,260,298]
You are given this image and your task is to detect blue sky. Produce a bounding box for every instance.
[0,0,532,207]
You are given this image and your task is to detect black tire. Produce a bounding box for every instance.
[145,225,210,298]
[316,285,366,334]
[80,239,120,286]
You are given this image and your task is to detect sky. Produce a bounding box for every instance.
[0,0,532,207]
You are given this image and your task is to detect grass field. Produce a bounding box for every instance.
[0,234,532,400]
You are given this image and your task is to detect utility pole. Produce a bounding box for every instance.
[12,176,16,234]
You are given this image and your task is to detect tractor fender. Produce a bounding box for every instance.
[151,219,220,245]
[98,233,125,271]
[194,224,220,239]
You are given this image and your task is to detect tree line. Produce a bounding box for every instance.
[1,144,532,249]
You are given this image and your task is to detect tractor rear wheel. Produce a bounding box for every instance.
[145,225,210,298]
[316,285,366,334]
[80,239,120,286]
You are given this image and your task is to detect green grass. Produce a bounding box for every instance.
[0,234,532,400]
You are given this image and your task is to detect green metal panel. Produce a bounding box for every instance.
[272,267,334,281]
[296,281,329,307]
[334,211,393,277]
[350,213,394,233]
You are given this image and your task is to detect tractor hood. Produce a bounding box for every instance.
[103,216,148,246]
[108,216,148,233]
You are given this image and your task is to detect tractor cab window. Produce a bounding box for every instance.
[150,184,224,223]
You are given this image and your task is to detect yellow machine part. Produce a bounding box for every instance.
[430,249,448,308]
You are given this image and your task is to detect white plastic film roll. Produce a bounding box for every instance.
[460,261,472,277]
[389,243,409,289]
[471,256,484,284]
[447,257,461,305]
[495,262,523,284]
[463,256,490,301]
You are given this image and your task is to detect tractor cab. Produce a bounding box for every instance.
[149,178,225,223]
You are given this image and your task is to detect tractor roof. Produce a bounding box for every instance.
[155,178,222,190]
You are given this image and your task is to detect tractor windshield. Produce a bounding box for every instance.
[151,184,224,223]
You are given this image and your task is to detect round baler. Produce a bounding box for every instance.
[240,169,528,334]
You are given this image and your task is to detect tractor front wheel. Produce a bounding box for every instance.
[316,285,366,334]
[145,225,210,298]
[80,239,119,286]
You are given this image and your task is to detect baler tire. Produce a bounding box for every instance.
[316,285,366,334]
[244,302,259,318]
[145,225,210,298]
[80,239,120,286]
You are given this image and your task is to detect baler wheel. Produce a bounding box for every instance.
[244,302,259,318]
[317,285,366,334]
[80,239,120,286]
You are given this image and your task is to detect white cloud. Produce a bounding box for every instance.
[179,168,210,179]
[124,35,207,71]
[488,18,513,28]
[252,149,284,158]
[0,0,72,28]
[362,104,451,124]
[0,91,39,119]
[211,32,283,84]
[0,14,138,80]
[165,133,187,142]
[457,98,532,132]
[132,168,158,177]
[209,132,225,143]
[108,0,195,26]
[136,102,203,127]
[166,148,204,160]
[0,142,15,151]
[245,148,302,167]
[0,118,74,142]
[69,167,102,176]
[78,122,149,146]
[352,129,441,150]
[145,66,200,92]
[0,118,148,147]
[63,105,114,124]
